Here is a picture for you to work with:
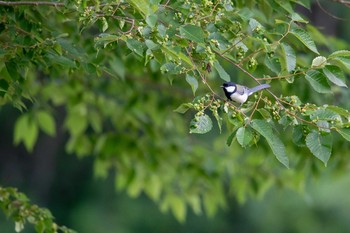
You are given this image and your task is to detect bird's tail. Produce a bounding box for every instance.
[248,84,270,96]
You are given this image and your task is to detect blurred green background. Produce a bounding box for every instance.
[2,1,350,232]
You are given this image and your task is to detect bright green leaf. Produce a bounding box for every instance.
[213,61,230,82]
[36,111,56,136]
[305,70,332,93]
[306,131,332,166]
[179,25,205,43]
[290,28,319,54]
[251,120,289,167]
[186,74,198,95]
[322,65,347,87]
[329,57,350,73]
[190,114,213,134]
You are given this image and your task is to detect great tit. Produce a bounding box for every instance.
[221,82,270,105]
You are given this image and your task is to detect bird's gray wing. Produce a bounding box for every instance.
[235,84,247,95]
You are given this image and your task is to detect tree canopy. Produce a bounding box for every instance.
[1,0,350,231]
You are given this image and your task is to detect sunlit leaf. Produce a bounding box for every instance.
[322,65,348,87]
[311,56,327,68]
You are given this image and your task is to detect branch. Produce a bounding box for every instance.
[0,1,64,6]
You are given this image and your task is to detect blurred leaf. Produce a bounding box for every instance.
[336,128,350,142]
[305,70,332,93]
[14,114,38,152]
[146,14,158,28]
[322,65,348,87]
[190,114,213,134]
[179,25,205,43]
[306,131,332,166]
[213,61,230,82]
[185,74,198,95]
[126,39,145,56]
[290,28,319,54]
[174,103,193,114]
[329,50,350,59]
[36,111,56,136]
[251,120,289,167]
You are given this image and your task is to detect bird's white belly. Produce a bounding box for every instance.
[230,93,248,104]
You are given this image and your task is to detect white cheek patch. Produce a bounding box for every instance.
[225,86,236,93]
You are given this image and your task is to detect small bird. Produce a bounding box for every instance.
[221,82,270,106]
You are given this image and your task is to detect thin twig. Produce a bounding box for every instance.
[0,1,64,6]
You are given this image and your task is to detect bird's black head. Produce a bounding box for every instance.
[221,82,237,100]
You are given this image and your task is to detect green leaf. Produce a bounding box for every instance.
[329,57,350,73]
[146,14,158,28]
[36,111,56,136]
[336,128,350,142]
[322,65,347,87]
[174,103,193,114]
[292,125,305,147]
[236,127,253,148]
[179,25,205,43]
[145,39,159,50]
[305,131,332,166]
[250,120,289,167]
[305,70,332,93]
[329,50,350,59]
[311,56,327,68]
[169,195,186,223]
[280,43,296,72]
[65,110,88,136]
[14,114,39,152]
[126,39,145,56]
[129,0,154,17]
[185,74,198,95]
[190,114,213,134]
[213,61,230,82]
[290,28,319,54]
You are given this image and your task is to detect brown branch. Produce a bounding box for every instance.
[0,1,64,6]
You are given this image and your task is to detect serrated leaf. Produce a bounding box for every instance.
[126,39,145,56]
[186,74,198,95]
[250,120,289,167]
[305,70,332,93]
[310,109,341,122]
[280,43,296,72]
[190,114,213,134]
[36,111,56,136]
[290,28,319,54]
[292,125,305,147]
[213,61,230,82]
[174,103,193,114]
[101,17,108,32]
[179,25,205,43]
[336,128,350,142]
[291,12,308,23]
[146,14,158,28]
[322,65,347,87]
[329,50,350,59]
[306,131,332,166]
[326,105,350,117]
[236,127,253,148]
[311,56,327,68]
[329,57,350,73]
